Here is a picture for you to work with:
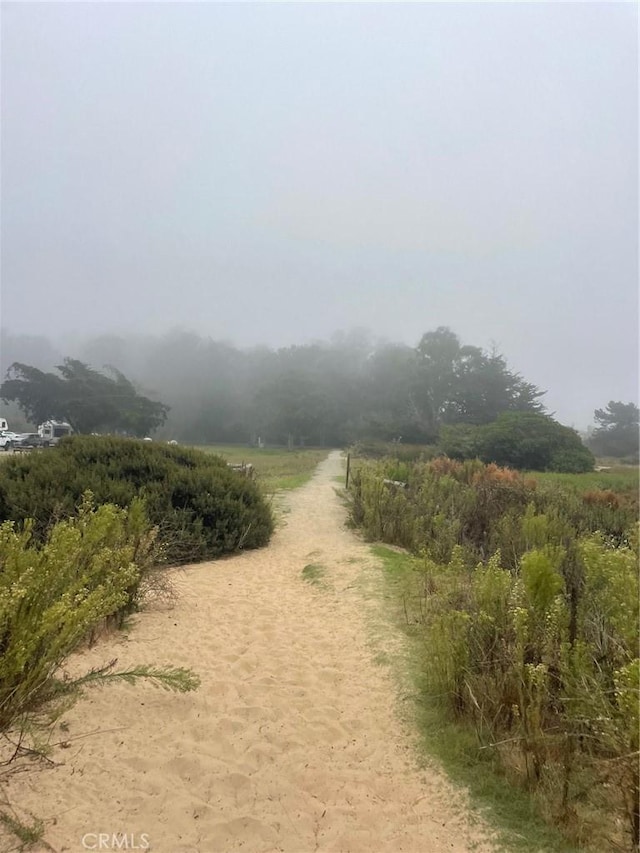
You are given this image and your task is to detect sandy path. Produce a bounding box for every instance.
[3,451,494,853]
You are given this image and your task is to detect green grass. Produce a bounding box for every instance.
[350,440,438,462]
[193,445,330,492]
[0,810,45,849]
[301,563,326,586]
[370,544,581,853]
[529,466,638,494]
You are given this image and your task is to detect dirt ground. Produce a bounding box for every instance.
[1,451,496,853]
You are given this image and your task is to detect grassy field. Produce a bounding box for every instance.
[194,445,331,492]
[530,466,638,518]
[529,465,638,493]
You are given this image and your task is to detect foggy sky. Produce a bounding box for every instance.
[1,2,638,429]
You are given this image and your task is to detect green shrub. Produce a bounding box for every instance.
[413,536,639,847]
[0,497,154,730]
[438,424,480,461]
[0,436,274,564]
[439,413,595,473]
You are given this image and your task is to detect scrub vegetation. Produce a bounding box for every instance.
[348,455,639,850]
[0,326,635,850]
[0,495,201,732]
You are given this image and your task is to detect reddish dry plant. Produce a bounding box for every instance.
[427,456,463,477]
[582,489,620,509]
[471,464,525,486]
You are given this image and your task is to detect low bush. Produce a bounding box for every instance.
[440,413,595,473]
[0,496,159,730]
[0,436,274,564]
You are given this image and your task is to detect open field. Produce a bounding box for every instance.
[529,465,638,493]
[529,466,639,519]
[194,444,331,492]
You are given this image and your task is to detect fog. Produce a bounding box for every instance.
[1,2,638,430]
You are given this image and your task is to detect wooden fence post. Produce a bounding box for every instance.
[345,452,351,489]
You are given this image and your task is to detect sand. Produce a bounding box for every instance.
[1,451,495,853]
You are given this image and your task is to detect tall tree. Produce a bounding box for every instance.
[1,360,169,436]
[589,401,639,459]
[360,344,426,441]
[0,364,68,427]
[414,327,545,434]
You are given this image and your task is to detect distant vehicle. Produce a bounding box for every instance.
[37,420,73,446]
[0,431,20,451]
[12,433,43,449]
[167,439,178,445]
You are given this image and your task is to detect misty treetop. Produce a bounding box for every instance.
[0,359,169,437]
[1,327,550,446]
[414,327,545,431]
[588,400,639,461]
[214,326,547,446]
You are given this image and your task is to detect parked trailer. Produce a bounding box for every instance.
[0,417,73,451]
[37,420,73,446]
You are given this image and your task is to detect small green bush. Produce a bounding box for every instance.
[0,497,154,730]
[0,436,274,564]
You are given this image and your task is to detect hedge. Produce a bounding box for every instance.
[0,436,274,563]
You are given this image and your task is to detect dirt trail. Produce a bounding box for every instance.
[4,451,495,853]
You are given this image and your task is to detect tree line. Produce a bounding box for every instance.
[1,327,543,443]
[1,326,637,461]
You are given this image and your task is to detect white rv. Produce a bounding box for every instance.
[38,420,73,445]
